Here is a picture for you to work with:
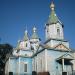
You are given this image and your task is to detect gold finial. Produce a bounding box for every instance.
[50,1,55,11]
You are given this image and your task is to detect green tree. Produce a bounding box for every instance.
[0,44,13,75]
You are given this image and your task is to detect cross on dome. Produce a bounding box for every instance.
[33,26,37,32]
[50,1,55,11]
[24,29,29,41]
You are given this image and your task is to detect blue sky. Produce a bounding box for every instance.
[0,0,75,49]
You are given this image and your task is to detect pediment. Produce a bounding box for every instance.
[54,43,70,51]
[62,53,74,59]
[57,53,74,60]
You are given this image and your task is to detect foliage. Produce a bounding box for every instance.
[0,43,13,75]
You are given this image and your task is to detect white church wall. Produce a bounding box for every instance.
[46,23,64,40]
[32,57,35,71]
[72,52,75,70]
[47,50,71,75]
[33,56,37,72]
[48,24,56,39]
[5,60,9,75]
[62,41,69,48]
[19,57,32,75]
[36,50,45,73]
[55,23,64,39]
[19,41,31,50]
[19,50,33,57]
[46,39,69,49]
[8,58,17,75]
[32,50,46,73]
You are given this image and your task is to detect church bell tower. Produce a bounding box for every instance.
[45,2,64,40]
[45,2,69,49]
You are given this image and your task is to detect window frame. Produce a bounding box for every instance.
[26,43,27,47]
[57,28,60,36]
[24,62,28,73]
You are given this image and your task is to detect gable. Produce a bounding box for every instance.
[62,53,74,59]
[56,53,74,61]
[57,53,74,60]
[54,43,70,51]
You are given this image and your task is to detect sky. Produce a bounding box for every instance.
[0,0,75,49]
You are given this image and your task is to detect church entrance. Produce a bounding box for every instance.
[57,59,73,75]
[56,53,74,75]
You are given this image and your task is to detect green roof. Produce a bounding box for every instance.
[16,40,20,50]
[31,32,39,39]
[47,10,58,24]
[31,27,39,39]
[46,2,60,25]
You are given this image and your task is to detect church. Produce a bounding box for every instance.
[5,1,75,75]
